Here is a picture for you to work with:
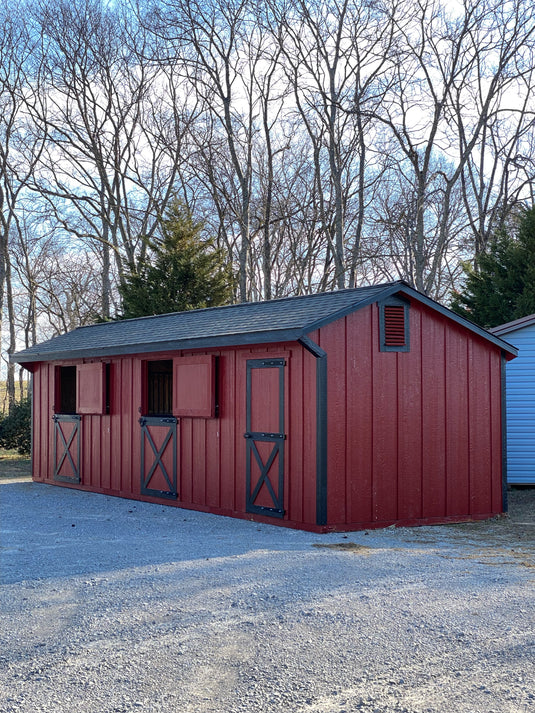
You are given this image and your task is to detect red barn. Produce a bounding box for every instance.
[13,281,517,532]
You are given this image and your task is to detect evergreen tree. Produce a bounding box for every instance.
[450,206,535,328]
[120,202,233,318]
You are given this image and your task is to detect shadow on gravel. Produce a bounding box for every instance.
[0,482,322,585]
[1,480,534,586]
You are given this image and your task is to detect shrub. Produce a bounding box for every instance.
[0,397,31,455]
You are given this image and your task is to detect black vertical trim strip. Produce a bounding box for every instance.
[501,353,508,513]
[299,337,328,527]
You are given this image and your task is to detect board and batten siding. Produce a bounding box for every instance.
[30,342,320,529]
[318,300,504,528]
[502,323,535,484]
[26,282,513,532]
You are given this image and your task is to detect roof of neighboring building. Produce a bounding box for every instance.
[12,280,517,364]
[490,314,535,336]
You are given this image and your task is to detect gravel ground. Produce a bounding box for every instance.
[1,479,534,713]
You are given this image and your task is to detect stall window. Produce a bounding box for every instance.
[146,360,173,416]
[56,366,77,414]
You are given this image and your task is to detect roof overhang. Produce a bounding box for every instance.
[304,282,518,360]
[11,327,306,366]
[12,281,518,366]
[394,285,518,360]
[490,313,535,337]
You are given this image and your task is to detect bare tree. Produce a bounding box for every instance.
[0,1,47,408]
[456,2,535,253]
[266,0,398,289]
[11,222,103,341]
[152,0,264,300]
[25,0,197,316]
[367,0,535,294]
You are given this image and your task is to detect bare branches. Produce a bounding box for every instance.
[2,0,535,381]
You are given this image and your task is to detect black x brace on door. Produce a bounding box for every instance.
[140,416,178,499]
[53,414,81,483]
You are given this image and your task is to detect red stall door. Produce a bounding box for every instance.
[140,416,178,500]
[53,415,81,483]
[244,358,286,518]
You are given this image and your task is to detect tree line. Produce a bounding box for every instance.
[2,0,535,409]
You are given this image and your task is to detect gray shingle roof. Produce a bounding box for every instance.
[12,280,517,364]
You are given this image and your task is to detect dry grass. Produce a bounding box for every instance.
[0,448,32,479]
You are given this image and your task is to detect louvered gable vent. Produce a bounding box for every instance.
[384,305,406,346]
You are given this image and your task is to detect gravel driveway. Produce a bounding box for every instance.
[1,479,534,713]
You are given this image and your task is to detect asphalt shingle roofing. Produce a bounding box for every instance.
[12,280,516,364]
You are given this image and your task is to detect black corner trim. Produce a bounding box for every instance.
[299,337,328,527]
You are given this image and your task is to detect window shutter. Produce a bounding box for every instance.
[76,362,107,414]
[173,355,216,418]
[383,305,406,347]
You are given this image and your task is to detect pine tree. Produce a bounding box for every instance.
[120,202,233,319]
[450,206,535,329]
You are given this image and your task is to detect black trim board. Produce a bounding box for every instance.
[304,283,517,358]
[299,336,328,527]
[13,328,305,365]
[391,285,518,358]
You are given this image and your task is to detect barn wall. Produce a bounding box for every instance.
[31,342,319,528]
[318,300,505,529]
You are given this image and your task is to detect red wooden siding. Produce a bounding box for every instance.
[30,297,505,532]
[31,343,319,529]
[319,301,504,529]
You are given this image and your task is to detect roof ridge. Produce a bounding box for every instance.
[70,281,403,331]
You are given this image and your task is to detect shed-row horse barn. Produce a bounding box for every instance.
[13,281,517,532]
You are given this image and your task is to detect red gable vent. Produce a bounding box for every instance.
[384,305,406,346]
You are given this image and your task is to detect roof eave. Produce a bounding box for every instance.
[11,327,305,365]
[393,285,518,359]
[304,280,517,358]
[490,313,535,336]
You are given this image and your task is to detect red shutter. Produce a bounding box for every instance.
[173,355,216,418]
[384,305,406,346]
[76,362,107,414]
